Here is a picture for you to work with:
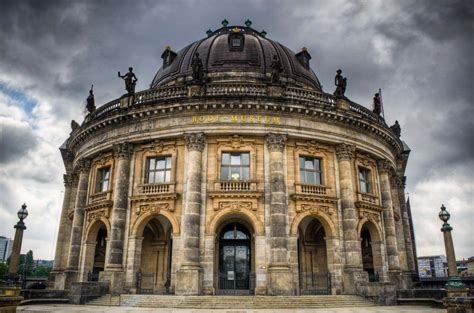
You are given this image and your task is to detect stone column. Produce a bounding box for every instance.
[335,143,365,293]
[175,133,206,295]
[390,176,408,272]
[371,240,389,282]
[397,175,416,273]
[201,235,215,295]
[325,236,343,294]
[377,160,400,277]
[52,173,75,275]
[63,158,91,288]
[125,236,143,293]
[101,142,133,293]
[8,215,27,277]
[266,133,293,295]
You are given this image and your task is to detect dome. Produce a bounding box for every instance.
[150,24,322,91]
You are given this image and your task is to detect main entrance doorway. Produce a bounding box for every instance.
[217,222,253,294]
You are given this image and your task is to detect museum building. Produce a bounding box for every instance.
[52,21,417,296]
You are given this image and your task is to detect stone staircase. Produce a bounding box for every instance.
[87,294,376,309]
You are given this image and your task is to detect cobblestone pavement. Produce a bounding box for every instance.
[18,304,445,313]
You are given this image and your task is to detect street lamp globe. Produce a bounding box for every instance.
[438,204,450,223]
[17,203,28,221]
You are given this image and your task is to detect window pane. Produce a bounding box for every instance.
[102,180,109,192]
[222,153,230,165]
[230,154,241,165]
[306,172,315,184]
[164,170,171,182]
[305,159,314,170]
[241,153,249,165]
[360,182,367,193]
[165,156,172,169]
[300,169,306,183]
[156,159,165,170]
[149,158,156,170]
[221,166,230,180]
[235,230,248,239]
[314,158,321,171]
[315,172,322,185]
[148,172,155,184]
[299,157,305,170]
[358,170,365,181]
[156,171,165,183]
[241,167,249,180]
[231,167,240,180]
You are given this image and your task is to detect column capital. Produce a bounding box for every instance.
[265,133,287,152]
[184,132,207,152]
[377,159,395,175]
[75,158,91,173]
[63,173,75,187]
[335,143,355,161]
[113,142,134,159]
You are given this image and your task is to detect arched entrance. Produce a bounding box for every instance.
[82,220,108,282]
[137,216,173,294]
[360,221,384,282]
[297,216,331,294]
[216,221,254,294]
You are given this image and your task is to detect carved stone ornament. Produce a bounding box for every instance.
[377,159,394,175]
[395,174,406,188]
[63,173,75,187]
[113,142,133,159]
[75,158,92,173]
[135,203,170,216]
[359,210,381,223]
[87,209,108,222]
[150,140,164,153]
[184,132,207,152]
[335,143,355,161]
[265,133,287,152]
[218,201,254,211]
[298,204,333,216]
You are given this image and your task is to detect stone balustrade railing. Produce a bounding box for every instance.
[216,180,257,192]
[295,183,328,196]
[89,190,112,203]
[357,192,380,206]
[80,82,386,132]
[138,183,175,194]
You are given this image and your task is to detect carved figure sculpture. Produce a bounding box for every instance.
[390,120,401,137]
[86,85,96,113]
[270,55,283,84]
[373,93,381,115]
[191,52,204,82]
[118,67,138,95]
[334,69,347,97]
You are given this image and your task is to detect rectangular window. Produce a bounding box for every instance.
[299,156,323,185]
[221,152,250,181]
[96,167,110,193]
[358,167,372,194]
[147,156,172,184]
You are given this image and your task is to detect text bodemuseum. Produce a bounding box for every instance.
[52,21,417,297]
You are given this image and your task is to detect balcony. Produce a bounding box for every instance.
[291,184,337,204]
[138,182,175,195]
[89,190,112,204]
[295,183,328,196]
[215,180,258,192]
[357,192,380,206]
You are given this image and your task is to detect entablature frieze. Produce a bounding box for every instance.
[135,202,172,216]
[290,193,338,204]
[208,191,262,211]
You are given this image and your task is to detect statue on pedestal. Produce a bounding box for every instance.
[118,67,138,95]
[86,85,96,113]
[191,52,204,82]
[373,93,381,115]
[270,55,283,84]
[334,69,347,97]
[390,120,401,137]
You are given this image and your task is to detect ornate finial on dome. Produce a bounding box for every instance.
[231,27,241,33]
[165,45,171,50]
[245,19,252,27]
[260,30,267,37]
[302,47,308,52]
[206,29,213,37]
[221,19,229,27]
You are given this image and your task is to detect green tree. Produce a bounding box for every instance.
[0,262,8,277]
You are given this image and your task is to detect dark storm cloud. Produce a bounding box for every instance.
[0,118,38,164]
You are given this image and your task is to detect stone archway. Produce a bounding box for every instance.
[127,214,174,294]
[359,220,385,282]
[80,219,109,281]
[296,215,332,295]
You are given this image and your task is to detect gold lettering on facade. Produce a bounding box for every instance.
[192,115,282,124]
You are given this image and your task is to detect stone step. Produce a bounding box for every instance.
[87,294,375,308]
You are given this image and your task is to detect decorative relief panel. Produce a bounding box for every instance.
[87,208,110,223]
[296,203,334,216]
[135,203,171,216]
[358,209,381,224]
[218,201,254,211]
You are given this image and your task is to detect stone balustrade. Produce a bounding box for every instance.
[89,190,112,203]
[295,183,328,195]
[138,183,175,194]
[216,180,257,192]
[357,192,380,205]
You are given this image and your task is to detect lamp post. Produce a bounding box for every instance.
[438,204,465,289]
[8,203,28,278]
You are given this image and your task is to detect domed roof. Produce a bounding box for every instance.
[150,23,322,91]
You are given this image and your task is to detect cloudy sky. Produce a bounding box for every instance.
[0,0,472,261]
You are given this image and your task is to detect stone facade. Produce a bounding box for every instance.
[52,23,415,297]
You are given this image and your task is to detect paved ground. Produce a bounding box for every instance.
[18,304,445,313]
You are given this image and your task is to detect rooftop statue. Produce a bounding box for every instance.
[86,85,96,113]
[390,120,401,137]
[118,67,138,95]
[373,93,381,115]
[71,120,79,131]
[334,69,347,97]
[270,55,283,84]
[191,52,204,82]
